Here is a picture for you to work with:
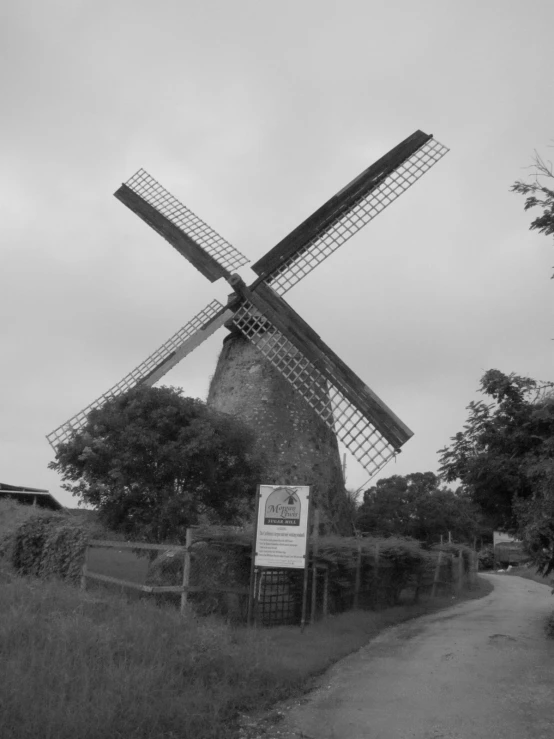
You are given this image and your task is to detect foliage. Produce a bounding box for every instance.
[49,386,261,543]
[439,370,554,573]
[146,534,252,619]
[11,514,90,584]
[513,484,554,574]
[355,472,481,544]
[315,534,433,608]
[478,544,495,571]
[0,499,51,561]
[511,148,554,276]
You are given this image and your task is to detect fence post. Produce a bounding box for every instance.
[322,567,329,618]
[255,569,264,628]
[457,552,464,593]
[353,540,362,609]
[373,542,380,607]
[413,567,423,604]
[310,509,320,626]
[81,544,90,591]
[468,551,475,586]
[180,528,193,615]
[431,550,443,598]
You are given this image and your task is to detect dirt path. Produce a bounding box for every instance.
[264,575,554,739]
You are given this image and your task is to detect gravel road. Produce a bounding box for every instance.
[265,575,554,739]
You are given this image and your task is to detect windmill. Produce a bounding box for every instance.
[47,130,448,532]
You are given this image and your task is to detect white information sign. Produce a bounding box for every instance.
[254,485,311,569]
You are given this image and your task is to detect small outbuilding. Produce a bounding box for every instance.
[493,531,527,567]
[0,483,64,511]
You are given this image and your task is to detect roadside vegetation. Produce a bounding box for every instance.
[0,561,492,739]
[439,369,554,574]
[496,564,553,588]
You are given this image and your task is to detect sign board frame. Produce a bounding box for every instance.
[254,484,311,569]
[248,484,311,628]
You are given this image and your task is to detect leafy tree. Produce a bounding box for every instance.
[356,472,481,544]
[510,393,554,572]
[439,370,554,572]
[511,148,554,276]
[49,386,261,542]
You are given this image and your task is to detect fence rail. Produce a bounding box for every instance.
[88,539,184,552]
[81,534,250,614]
[82,536,191,612]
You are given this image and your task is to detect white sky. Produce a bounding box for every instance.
[1,0,552,507]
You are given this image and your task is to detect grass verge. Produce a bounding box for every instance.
[0,563,492,739]
[494,564,553,588]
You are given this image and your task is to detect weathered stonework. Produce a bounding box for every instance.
[207,332,352,534]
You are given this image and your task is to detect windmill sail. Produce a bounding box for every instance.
[229,280,413,478]
[252,131,449,296]
[232,301,406,478]
[47,299,231,449]
[115,169,249,282]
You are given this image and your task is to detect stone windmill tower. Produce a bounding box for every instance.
[207,313,349,532]
[48,130,448,533]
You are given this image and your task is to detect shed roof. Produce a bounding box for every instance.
[0,483,64,511]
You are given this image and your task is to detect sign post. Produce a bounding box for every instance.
[249,484,311,628]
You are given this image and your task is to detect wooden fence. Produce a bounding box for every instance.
[81,534,479,624]
[81,532,250,615]
[81,536,191,613]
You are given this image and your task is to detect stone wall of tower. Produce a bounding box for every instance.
[207,332,353,535]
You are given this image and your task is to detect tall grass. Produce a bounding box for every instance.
[0,576,282,739]
[0,572,492,739]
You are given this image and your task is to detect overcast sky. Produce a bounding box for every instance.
[1,0,552,507]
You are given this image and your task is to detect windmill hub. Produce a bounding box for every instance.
[228,273,243,288]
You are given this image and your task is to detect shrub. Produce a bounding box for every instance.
[11,515,89,584]
[315,535,435,610]
[0,499,52,561]
[478,544,495,570]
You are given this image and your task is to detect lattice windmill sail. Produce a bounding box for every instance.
[252,130,447,295]
[47,130,448,480]
[228,279,411,474]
